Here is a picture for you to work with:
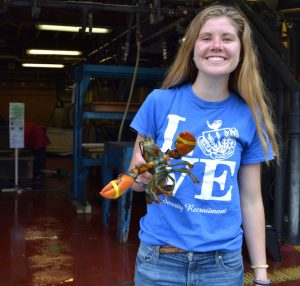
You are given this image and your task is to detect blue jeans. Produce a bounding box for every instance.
[134,243,244,286]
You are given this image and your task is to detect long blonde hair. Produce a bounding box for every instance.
[161,5,279,161]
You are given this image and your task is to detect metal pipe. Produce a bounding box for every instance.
[287,91,300,245]
[11,0,154,13]
[280,8,300,14]
[273,84,287,240]
[10,0,192,16]
[122,0,135,63]
[117,13,141,143]
[0,54,83,62]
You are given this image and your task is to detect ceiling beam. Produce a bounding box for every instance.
[8,0,193,16]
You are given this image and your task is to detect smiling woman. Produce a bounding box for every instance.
[126,4,279,286]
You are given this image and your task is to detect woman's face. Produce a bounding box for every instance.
[193,16,241,78]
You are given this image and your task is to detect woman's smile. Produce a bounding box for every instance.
[205,56,227,63]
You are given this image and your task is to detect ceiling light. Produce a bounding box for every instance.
[36,24,111,34]
[22,63,65,68]
[26,49,82,56]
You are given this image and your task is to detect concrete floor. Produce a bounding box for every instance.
[1,175,300,286]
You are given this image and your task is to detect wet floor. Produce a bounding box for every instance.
[1,176,300,286]
[0,177,142,286]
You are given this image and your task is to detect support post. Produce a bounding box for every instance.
[287,91,300,245]
[273,86,287,240]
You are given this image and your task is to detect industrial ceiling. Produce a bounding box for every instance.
[0,0,300,87]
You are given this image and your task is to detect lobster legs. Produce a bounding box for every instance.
[144,160,199,204]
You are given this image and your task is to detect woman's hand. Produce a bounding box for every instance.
[129,134,153,191]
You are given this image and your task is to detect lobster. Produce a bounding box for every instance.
[99,131,199,204]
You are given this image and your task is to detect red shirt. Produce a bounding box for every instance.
[24,122,51,150]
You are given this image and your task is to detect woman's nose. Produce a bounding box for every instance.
[211,38,222,50]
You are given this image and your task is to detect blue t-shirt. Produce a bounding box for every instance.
[130,84,274,252]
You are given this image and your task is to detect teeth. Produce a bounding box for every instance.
[207,57,225,62]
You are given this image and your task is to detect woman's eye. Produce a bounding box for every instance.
[223,38,233,42]
[201,37,211,41]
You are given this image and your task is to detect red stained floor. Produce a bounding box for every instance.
[1,176,300,286]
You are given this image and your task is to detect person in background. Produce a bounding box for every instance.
[24,122,51,182]
[128,4,278,286]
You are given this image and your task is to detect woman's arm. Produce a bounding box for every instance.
[239,163,270,283]
[128,134,153,192]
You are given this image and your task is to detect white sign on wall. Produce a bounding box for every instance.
[9,102,25,149]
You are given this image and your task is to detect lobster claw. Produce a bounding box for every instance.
[175,132,197,156]
[99,174,134,199]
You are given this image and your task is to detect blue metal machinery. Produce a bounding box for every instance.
[72,64,165,215]
[102,141,135,243]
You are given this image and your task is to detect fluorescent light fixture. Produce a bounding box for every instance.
[22,63,65,68]
[36,24,111,34]
[26,49,82,56]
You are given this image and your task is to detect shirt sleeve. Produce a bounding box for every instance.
[241,128,274,164]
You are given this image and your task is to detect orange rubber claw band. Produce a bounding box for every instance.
[111,180,120,198]
[177,135,196,146]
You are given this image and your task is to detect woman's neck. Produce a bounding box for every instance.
[192,73,230,102]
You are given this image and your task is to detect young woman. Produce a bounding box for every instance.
[129,4,278,286]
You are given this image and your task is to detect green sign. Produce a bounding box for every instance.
[9,102,25,148]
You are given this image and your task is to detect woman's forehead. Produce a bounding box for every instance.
[200,16,239,35]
